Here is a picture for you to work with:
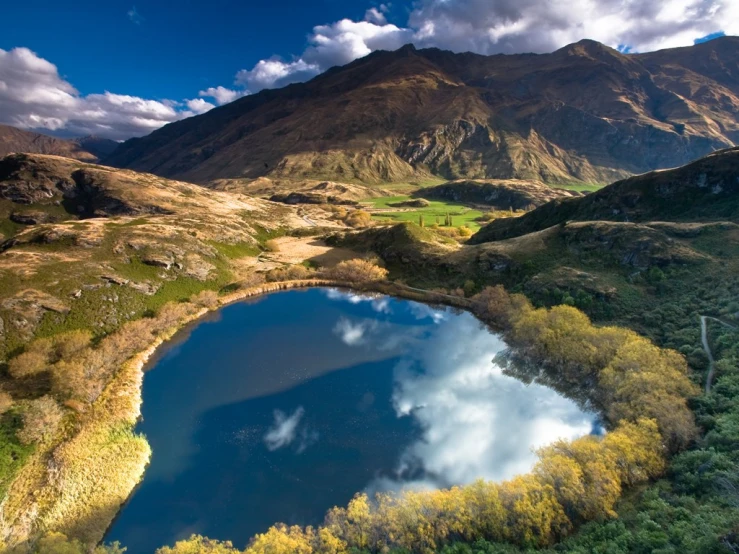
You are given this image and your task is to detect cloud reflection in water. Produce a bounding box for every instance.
[325,290,596,492]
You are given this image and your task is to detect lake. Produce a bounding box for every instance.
[105,288,599,553]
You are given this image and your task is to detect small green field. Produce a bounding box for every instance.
[553,182,604,193]
[362,195,484,231]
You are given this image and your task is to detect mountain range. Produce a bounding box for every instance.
[0,124,118,162]
[104,37,739,186]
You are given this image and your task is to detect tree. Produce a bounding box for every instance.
[325,259,388,282]
[245,524,314,554]
[157,534,241,554]
[498,474,571,547]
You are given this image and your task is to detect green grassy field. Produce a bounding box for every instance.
[362,195,485,231]
[552,182,604,193]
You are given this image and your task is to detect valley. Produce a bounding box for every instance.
[0,36,737,554]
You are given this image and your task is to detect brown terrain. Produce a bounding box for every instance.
[105,37,738,186]
[0,124,118,162]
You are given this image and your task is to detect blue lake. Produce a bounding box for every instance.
[105,288,598,553]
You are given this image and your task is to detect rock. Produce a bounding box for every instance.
[128,281,160,295]
[9,211,56,225]
[100,274,130,286]
[142,255,174,270]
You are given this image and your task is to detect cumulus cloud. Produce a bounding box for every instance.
[185,97,216,115]
[235,18,412,91]
[369,312,595,493]
[233,0,736,93]
[0,47,194,140]
[198,85,243,105]
[4,0,736,139]
[408,0,738,54]
[264,406,305,451]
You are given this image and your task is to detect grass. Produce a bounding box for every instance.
[362,195,485,231]
[552,182,604,193]
[0,410,35,499]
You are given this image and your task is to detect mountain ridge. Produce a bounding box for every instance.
[0,124,118,162]
[105,37,738,186]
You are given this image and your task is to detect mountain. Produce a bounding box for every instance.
[0,124,118,162]
[105,37,738,186]
[469,146,739,243]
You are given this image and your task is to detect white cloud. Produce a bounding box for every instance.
[3,0,736,140]
[0,47,191,140]
[264,406,305,451]
[365,7,387,25]
[232,0,737,94]
[235,58,321,92]
[408,0,737,54]
[235,18,412,92]
[185,97,216,114]
[199,86,243,105]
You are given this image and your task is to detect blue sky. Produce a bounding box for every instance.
[1,0,402,99]
[0,0,734,139]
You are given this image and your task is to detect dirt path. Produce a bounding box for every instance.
[701,315,738,393]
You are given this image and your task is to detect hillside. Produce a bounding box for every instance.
[470,147,739,243]
[105,37,738,186]
[413,179,580,210]
[0,124,117,162]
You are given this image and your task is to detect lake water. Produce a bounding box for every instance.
[105,288,599,553]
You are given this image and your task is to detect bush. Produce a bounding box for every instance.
[156,534,241,554]
[264,239,281,252]
[7,338,53,378]
[52,330,93,361]
[7,350,48,379]
[0,391,12,414]
[191,290,220,309]
[18,396,64,445]
[324,259,388,282]
[344,210,372,228]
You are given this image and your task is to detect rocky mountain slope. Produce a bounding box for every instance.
[105,37,738,186]
[470,146,739,243]
[0,124,117,162]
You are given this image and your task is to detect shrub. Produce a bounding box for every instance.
[344,210,372,228]
[156,535,241,554]
[52,330,93,361]
[18,396,64,445]
[191,290,220,309]
[7,350,49,379]
[324,259,388,282]
[264,239,281,252]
